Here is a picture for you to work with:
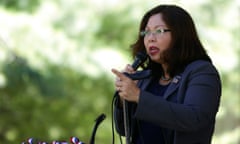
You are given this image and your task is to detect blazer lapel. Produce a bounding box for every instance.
[138,75,181,99]
[163,75,182,99]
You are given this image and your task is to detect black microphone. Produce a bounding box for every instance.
[90,113,106,144]
[124,52,149,80]
[121,52,148,144]
[131,52,148,70]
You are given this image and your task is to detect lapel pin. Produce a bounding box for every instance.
[172,75,181,84]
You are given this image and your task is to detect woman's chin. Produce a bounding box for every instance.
[150,56,161,63]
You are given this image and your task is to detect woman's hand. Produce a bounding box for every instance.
[111,66,140,103]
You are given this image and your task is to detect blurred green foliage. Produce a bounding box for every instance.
[0,0,239,143]
[0,0,40,12]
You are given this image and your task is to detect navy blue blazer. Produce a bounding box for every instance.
[114,60,222,144]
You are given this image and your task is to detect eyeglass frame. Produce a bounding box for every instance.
[140,29,171,37]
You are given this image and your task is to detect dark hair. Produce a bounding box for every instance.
[131,5,211,77]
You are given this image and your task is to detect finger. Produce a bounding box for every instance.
[117,86,124,93]
[111,69,128,80]
[123,64,135,74]
[115,80,122,87]
[116,87,120,91]
[116,77,121,81]
[126,64,135,73]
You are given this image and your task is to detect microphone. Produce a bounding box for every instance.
[111,52,148,144]
[131,52,148,70]
[124,52,149,80]
[122,52,148,144]
[89,113,106,144]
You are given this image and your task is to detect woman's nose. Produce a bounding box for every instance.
[147,33,156,42]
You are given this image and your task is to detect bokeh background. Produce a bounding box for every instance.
[0,0,239,143]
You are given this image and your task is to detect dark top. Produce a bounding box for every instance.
[135,78,171,144]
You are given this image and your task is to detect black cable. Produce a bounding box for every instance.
[111,92,123,144]
[111,94,116,144]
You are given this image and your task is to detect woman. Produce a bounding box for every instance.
[111,4,221,144]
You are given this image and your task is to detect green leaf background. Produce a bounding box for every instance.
[0,0,239,143]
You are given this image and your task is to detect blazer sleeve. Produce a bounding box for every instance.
[134,61,222,131]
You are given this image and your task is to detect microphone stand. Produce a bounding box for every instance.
[113,52,148,144]
[123,100,130,144]
[121,70,151,144]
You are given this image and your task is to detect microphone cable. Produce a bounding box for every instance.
[111,92,123,144]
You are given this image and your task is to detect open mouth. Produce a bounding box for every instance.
[149,46,159,55]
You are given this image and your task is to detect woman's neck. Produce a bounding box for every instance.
[160,64,172,85]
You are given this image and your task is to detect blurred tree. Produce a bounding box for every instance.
[0,0,40,12]
[0,52,114,143]
[0,0,239,143]
[94,7,138,52]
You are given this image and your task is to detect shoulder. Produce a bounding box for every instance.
[179,60,221,84]
[178,60,222,91]
[184,60,219,74]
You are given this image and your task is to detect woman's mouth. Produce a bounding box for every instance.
[149,46,160,56]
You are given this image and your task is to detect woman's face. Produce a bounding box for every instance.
[143,13,172,64]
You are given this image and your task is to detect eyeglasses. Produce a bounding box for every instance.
[140,29,171,37]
